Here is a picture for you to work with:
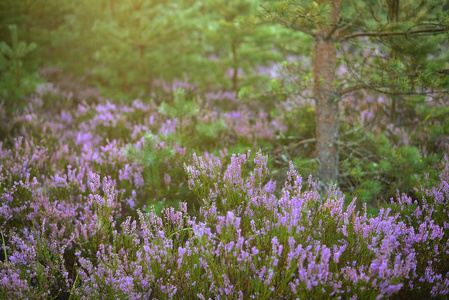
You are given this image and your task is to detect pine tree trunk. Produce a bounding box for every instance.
[313,0,340,183]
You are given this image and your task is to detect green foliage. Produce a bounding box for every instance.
[270,104,316,169]
[339,127,442,209]
[292,156,318,177]
[159,89,199,120]
[261,0,332,29]
[340,0,449,96]
[125,133,192,212]
[158,88,199,143]
[200,0,296,93]
[0,24,41,108]
[196,118,227,144]
[354,180,383,203]
[46,0,202,100]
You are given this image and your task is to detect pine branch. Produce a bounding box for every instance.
[331,12,362,40]
[340,83,367,95]
[272,138,316,155]
[342,27,449,41]
[289,23,316,37]
[260,4,316,37]
[341,68,449,96]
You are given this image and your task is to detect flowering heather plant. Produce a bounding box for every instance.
[2,136,449,298]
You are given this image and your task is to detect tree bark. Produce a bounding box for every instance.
[313,0,340,183]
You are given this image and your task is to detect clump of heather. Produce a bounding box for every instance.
[2,144,448,298]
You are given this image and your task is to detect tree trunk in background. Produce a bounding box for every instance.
[313,0,340,183]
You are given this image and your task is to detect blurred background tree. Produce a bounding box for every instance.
[201,0,288,94]
[0,25,38,107]
[49,0,204,100]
